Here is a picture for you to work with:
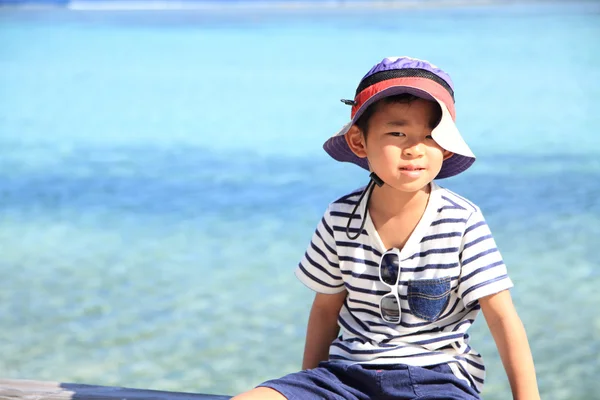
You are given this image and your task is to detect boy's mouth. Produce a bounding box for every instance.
[399,165,425,171]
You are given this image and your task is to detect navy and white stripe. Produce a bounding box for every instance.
[295,182,513,393]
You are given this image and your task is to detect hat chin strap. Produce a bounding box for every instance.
[345,172,384,240]
[370,172,384,187]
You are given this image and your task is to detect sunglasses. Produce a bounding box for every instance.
[378,250,403,324]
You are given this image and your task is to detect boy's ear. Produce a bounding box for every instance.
[442,150,454,160]
[345,125,368,158]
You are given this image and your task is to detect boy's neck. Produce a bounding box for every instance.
[368,182,432,218]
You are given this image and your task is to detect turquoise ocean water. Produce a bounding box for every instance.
[1,2,599,398]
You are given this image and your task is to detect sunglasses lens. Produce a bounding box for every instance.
[380,253,400,286]
[380,295,400,323]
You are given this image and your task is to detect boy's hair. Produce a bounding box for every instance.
[354,94,442,137]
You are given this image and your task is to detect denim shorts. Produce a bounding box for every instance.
[258,361,480,400]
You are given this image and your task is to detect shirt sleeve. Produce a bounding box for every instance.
[294,206,345,294]
[458,209,513,307]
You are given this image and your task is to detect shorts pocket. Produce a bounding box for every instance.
[407,277,451,322]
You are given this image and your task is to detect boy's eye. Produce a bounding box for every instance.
[388,132,405,137]
[425,135,434,139]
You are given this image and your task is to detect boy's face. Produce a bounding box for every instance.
[346,98,452,193]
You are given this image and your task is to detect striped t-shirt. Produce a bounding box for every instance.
[295,181,513,392]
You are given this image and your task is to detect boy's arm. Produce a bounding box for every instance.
[479,290,541,400]
[301,290,347,370]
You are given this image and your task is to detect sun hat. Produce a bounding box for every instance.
[323,56,475,179]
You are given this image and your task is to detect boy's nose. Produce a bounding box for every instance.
[403,142,425,157]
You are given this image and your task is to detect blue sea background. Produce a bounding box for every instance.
[1,1,600,399]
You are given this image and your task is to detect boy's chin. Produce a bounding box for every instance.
[386,180,433,194]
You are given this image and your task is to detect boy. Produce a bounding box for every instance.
[233,57,540,399]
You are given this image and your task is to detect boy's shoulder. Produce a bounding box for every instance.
[330,186,366,207]
[436,184,482,215]
[323,186,370,218]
